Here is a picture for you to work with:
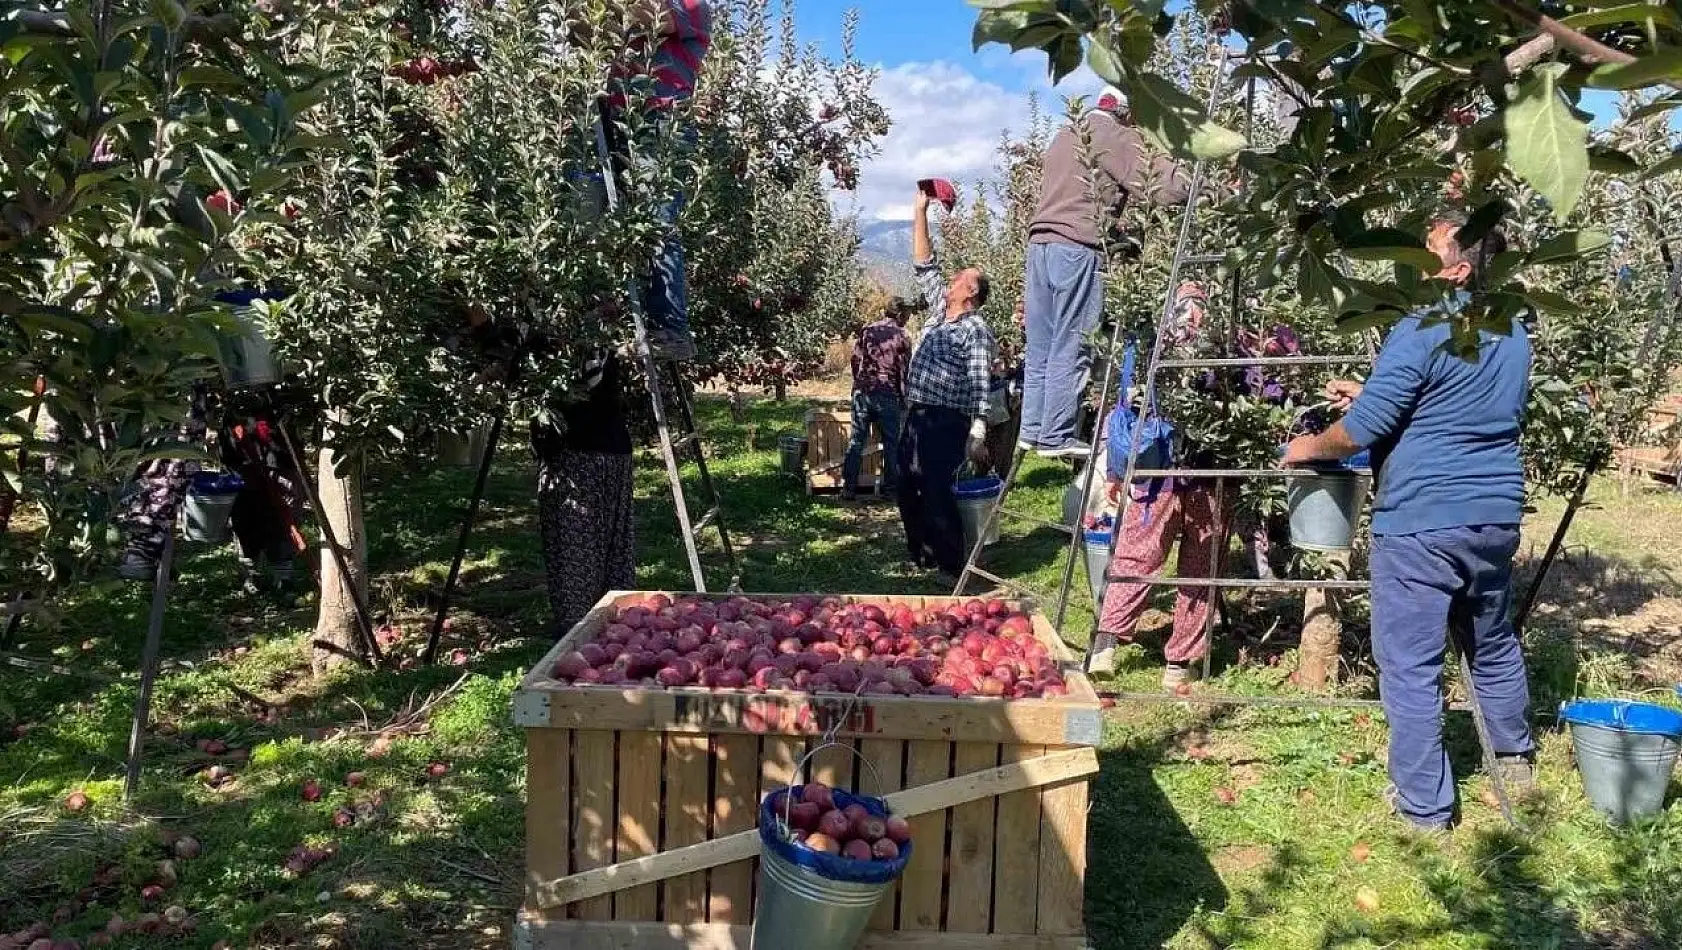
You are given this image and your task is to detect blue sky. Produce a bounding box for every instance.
[776,1,1627,221]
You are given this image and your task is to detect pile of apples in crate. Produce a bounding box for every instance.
[550,594,1069,699]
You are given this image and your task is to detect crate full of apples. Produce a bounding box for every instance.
[547,593,1069,700]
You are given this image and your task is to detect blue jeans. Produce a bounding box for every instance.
[896,405,968,574]
[644,191,691,349]
[842,388,902,494]
[1371,524,1533,828]
[1021,241,1103,448]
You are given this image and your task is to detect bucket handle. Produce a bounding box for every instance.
[776,740,888,829]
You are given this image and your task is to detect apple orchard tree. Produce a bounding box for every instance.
[239,0,883,666]
[1,0,327,593]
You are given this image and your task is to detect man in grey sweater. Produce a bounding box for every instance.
[1021,89,1190,457]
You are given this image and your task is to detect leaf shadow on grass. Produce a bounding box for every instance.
[1314,822,1681,950]
[1088,710,1234,950]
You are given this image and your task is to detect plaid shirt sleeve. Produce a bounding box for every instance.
[968,321,996,419]
[913,253,947,327]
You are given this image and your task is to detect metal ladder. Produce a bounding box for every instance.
[593,102,742,594]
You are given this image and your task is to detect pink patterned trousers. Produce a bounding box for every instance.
[1099,480,1229,664]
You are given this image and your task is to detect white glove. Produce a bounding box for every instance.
[967,417,988,458]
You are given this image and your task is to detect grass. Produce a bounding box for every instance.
[2,394,1682,948]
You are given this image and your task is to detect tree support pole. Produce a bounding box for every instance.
[423,347,522,666]
[123,530,175,800]
[1514,453,1603,634]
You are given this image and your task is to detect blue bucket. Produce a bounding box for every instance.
[1561,698,1682,825]
[184,472,245,544]
[752,786,911,950]
[954,477,1003,550]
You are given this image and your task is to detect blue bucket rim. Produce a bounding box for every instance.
[190,472,245,495]
[759,786,911,884]
[1277,446,1371,471]
[1083,529,1112,544]
[1561,698,1682,738]
[954,477,1004,498]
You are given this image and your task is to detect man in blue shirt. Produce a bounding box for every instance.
[1283,218,1534,830]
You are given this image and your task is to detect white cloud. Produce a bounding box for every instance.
[833,57,1106,223]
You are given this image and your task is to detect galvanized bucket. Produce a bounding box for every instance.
[214,290,284,390]
[779,434,808,477]
[1562,698,1682,825]
[954,476,1003,550]
[183,472,244,544]
[751,744,911,950]
[437,424,492,468]
[1083,522,1113,605]
[1286,470,1370,553]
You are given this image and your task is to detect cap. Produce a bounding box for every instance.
[917,178,958,211]
[1096,86,1130,115]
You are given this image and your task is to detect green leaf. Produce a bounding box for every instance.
[1126,71,1247,161]
[1340,228,1442,271]
[1588,147,1641,175]
[1588,49,1682,90]
[1528,229,1613,265]
[1503,64,1589,221]
[177,65,247,92]
[1561,3,1678,30]
[1049,34,1083,83]
[1641,151,1682,179]
[1523,289,1585,314]
[1087,37,1123,86]
[1335,309,1405,334]
[1458,199,1511,249]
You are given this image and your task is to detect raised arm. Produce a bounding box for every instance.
[911,186,933,266]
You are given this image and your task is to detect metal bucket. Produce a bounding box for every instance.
[1083,525,1113,604]
[779,434,808,477]
[1286,470,1370,553]
[183,472,244,544]
[954,476,1003,550]
[438,424,492,468]
[751,745,911,950]
[1562,699,1682,825]
[219,309,280,389]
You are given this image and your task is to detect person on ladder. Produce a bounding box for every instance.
[1283,217,1536,831]
[597,0,713,362]
[1019,87,1189,459]
[1090,283,1227,685]
[841,295,915,501]
[900,182,997,581]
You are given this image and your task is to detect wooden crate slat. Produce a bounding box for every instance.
[517,919,1090,949]
[859,738,907,932]
[898,740,952,932]
[990,744,1045,935]
[810,740,857,792]
[525,730,572,912]
[615,733,663,922]
[572,731,618,921]
[1035,749,1089,936]
[662,734,711,923]
[706,735,758,925]
[944,743,1000,933]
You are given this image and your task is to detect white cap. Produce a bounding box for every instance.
[1096,86,1129,114]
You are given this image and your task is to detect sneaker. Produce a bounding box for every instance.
[1087,633,1119,675]
[1037,440,1092,459]
[1493,754,1539,799]
[1016,438,1036,453]
[645,328,696,362]
[1383,784,1453,834]
[1162,661,1202,690]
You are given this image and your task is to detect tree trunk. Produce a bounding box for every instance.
[1297,553,1348,691]
[312,427,367,675]
[0,479,15,536]
[728,387,746,423]
[772,380,788,402]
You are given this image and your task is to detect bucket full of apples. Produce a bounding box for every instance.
[751,743,913,950]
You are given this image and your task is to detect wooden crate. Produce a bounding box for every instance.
[806,407,886,493]
[513,591,1102,950]
[1619,394,1682,484]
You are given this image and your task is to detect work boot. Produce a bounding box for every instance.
[1162,661,1202,691]
[1493,754,1539,800]
[1037,439,1092,459]
[1384,784,1454,836]
[645,328,696,362]
[1087,633,1119,676]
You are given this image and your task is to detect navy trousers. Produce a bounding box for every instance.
[843,388,903,495]
[1371,524,1534,827]
[896,405,968,575]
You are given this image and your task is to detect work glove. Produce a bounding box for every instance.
[967,417,988,465]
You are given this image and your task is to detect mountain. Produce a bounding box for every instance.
[855,219,913,292]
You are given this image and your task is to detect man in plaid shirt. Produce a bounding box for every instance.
[899,185,998,577]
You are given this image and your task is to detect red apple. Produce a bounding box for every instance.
[843,839,874,861]
[872,838,900,860]
[803,832,841,855]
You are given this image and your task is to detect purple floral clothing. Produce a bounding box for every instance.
[851,318,911,398]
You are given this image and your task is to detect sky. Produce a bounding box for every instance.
[771,0,1626,224]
